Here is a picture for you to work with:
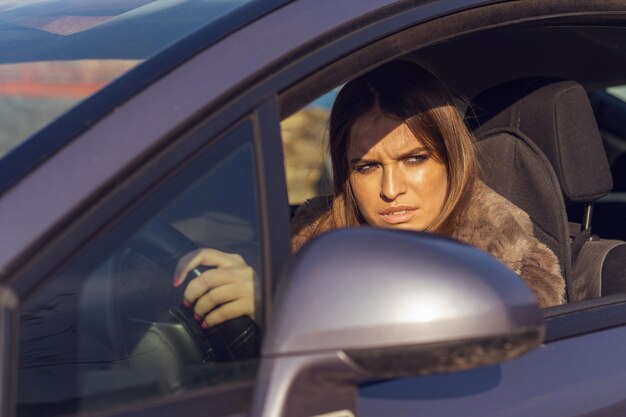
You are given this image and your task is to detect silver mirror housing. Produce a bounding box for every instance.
[253,228,544,417]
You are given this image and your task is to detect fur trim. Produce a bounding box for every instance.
[291,195,333,253]
[291,180,565,307]
[450,181,564,307]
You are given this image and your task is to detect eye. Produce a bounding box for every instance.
[405,154,429,166]
[354,162,378,174]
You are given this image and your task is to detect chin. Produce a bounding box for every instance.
[378,222,425,231]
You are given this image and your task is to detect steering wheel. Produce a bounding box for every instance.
[117,220,260,368]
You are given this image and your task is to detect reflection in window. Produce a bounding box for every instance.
[0,60,140,157]
[0,0,255,158]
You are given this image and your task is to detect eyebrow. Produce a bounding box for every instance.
[349,147,427,165]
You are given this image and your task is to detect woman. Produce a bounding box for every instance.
[175,60,564,329]
[291,60,565,308]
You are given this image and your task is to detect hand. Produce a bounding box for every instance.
[173,248,256,328]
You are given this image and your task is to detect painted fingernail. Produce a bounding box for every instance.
[173,276,180,287]
[183,300,191,308]
[201,321,208,329]
[194,313,201,321]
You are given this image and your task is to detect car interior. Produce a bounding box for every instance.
[468,76,625,302]
[281,23,626,306]
[420,25,626,303]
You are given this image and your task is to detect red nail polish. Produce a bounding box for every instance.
[183,300,191,308]
[201,321,208,329]
[194,313,201,321]
[173,276,180,287]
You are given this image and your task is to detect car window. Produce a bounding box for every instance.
[17,121,262,417]
[0,0,253,159]
[0,60,140,157]
[281,89,337,205]
[282,73,580,309]
[594,85,626,172]
[607,85,626,102]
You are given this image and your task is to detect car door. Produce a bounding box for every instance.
[358,301,626,416]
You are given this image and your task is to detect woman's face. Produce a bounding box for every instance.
[347,111,448,231]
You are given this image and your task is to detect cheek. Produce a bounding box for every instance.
[349,175,377,213]
[423,164,448,207]
[404,163,447,206]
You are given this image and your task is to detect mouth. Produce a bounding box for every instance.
[379,207,417,225]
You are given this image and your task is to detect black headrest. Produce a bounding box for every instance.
[468,78,613,203]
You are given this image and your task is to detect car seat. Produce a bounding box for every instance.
[467,77,626,302]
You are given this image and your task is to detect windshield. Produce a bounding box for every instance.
[0,0,251,158]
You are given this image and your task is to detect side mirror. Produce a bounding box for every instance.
[251,228,544,417]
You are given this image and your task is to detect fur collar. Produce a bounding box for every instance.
[291,180,565,307]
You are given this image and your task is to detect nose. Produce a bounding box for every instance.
[380,165,407,200]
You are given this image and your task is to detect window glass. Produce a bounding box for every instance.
[17,122,262,416]
[280,89,337,204]
[586,84,626,243]
[0,0,253,158]
[0,60,140,157]
[607,85,626,102]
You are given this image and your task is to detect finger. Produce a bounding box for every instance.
[173,249,204,287]
[183,266,248,304]
[194,281,253,316]
[173,248,244,287]
[201,299,253,328]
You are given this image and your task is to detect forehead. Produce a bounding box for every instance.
[348,112,424,159]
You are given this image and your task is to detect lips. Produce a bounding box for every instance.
[379,206,417,225]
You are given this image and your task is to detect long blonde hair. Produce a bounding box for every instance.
[327,60,477,235]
